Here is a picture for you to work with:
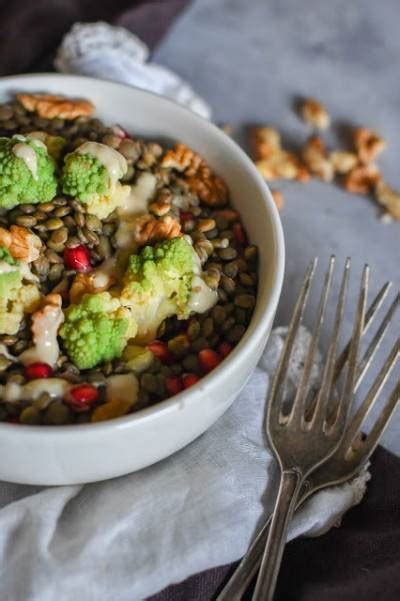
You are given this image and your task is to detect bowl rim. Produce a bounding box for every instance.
[0,73,285,434]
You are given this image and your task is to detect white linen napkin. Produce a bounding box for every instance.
[54,21,212,120]
[0,326,369,601]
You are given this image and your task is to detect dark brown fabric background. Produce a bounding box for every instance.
[148,447,400,601]
[0,1,398,599]
[0,0,189,74]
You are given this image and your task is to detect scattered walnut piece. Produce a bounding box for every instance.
[17,93,94,120]
[302,136,334,182]
[353,128,386,164]
[133,214,182,245]
[256,153,298,180]
[374,181,400,220]
[300,98,331,130]
[252,126,309,182]
[343,164,381,195]
[271,190,284,211]
[329,151,359,174]
[250,127,281,160]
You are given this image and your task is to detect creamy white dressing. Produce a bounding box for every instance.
[77,142,127,188]
[0,378,71,404]
[12,143,38,180]
[189,275,218,314]
[114,220,138,250]
[105,373,138,406]
[119,172,157,216]
[20,298,64,367]
[91,257,120,290]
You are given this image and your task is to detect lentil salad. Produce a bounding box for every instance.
[0,93,258,425]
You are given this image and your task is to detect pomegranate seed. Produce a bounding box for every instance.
[218,342,232,358]
[182,373,200,389]
[165,376,183,396]
[24,362,53,380]
[233,222,247,245]
[148,340,173,364]
[198,349,221,373]
[179,210,193,224]
[63,245,91,272]
[67,384,99,411]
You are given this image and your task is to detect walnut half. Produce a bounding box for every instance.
[17,93,95,120]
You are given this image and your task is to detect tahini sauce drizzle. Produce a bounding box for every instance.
[76,142,127,188]
[12,143,39,180]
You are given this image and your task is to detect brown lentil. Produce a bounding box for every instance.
[221,274,236,295]
[44,401,71,425]
[20,406,41,425]
[44,217,64,231]
[218,247,237,260]
[53,205,71,218]
[15,214,37,227]
[196,218,216,233]
[227,324,246,343]
[235,294,256,309]
[45,249,63,264]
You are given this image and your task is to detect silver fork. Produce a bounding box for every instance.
[248,256,368,600]
[217,283,399,601]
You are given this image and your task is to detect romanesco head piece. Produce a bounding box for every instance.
[125,237,194,314]
[60,142,129,218]
[0,135,57,209]
[120,237,195,343]
[60,291,137,370]
[60,151,109,202]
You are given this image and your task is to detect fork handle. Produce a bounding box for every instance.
[252,468,303,601]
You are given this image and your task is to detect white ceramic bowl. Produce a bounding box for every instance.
[0,74,284,485]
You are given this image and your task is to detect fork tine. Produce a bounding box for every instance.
[333,264,369,430]
[344,338,400,448]
[354,293,399,392]
[333,282,392,385]
[310,258,351,426]
[268,258,317,424]
[361,379,400,457]
[289,256,335,425]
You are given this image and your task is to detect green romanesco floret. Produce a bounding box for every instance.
[120,237,195,343]
[60,143,129,219]
[0,135,57,209]
[60,291,137,370]
[0,248,41,334]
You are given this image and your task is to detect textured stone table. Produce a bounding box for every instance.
[155,0,400,453]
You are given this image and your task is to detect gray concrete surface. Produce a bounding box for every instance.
[155,0,400,454]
